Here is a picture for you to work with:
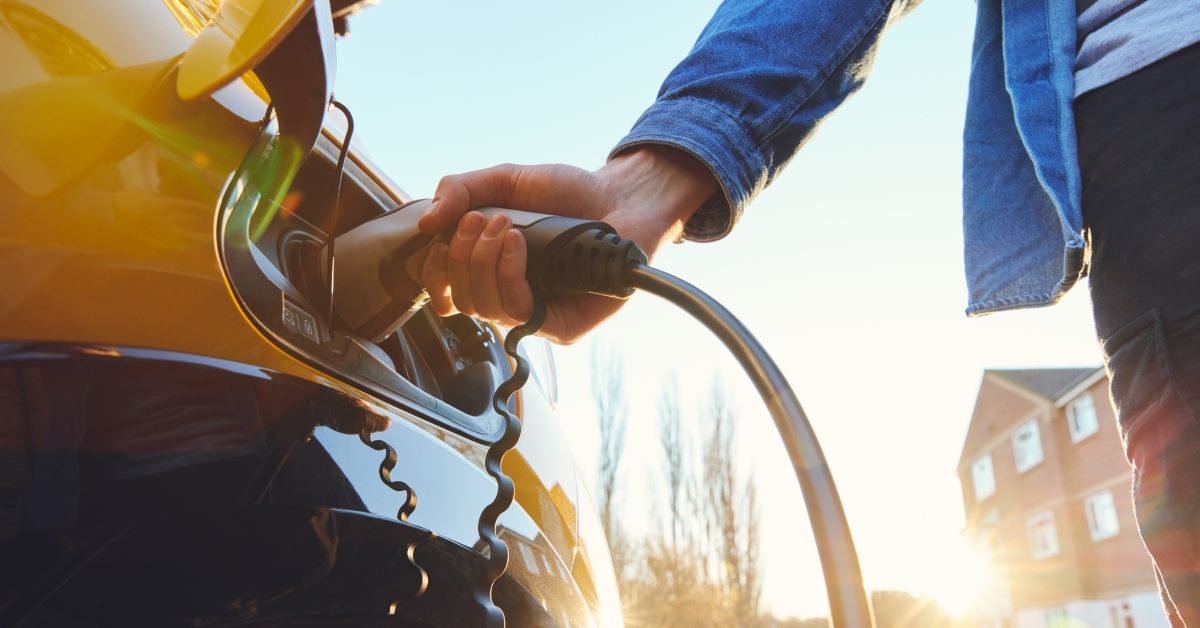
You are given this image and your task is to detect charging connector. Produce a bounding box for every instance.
[327,201,872,628]
[498,220,872,628]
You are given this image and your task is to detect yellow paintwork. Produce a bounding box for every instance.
[176,0,313,101]
[2,0,383,417]
[0,2,619,626]
[162,0,221,38]
[0,3,281,373]
[503,453,576,568]
[0,59,181,197]
[505,376,579,563]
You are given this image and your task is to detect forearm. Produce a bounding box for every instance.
[596,145,719,256]
[613,0,919,242]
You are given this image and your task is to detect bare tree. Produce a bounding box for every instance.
[659,376,691,549]
[593,345,627,533]
[700,382,762,625]
[634,536,733,628]
[623,376,763,628]
[738,477,762,623]
[592,345,631,587]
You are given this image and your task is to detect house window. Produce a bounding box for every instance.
[1012,420,1044,473]
[1068,392,1099,442]
[1085,490,1120,541]
[972,455,996,501]
[1027,511,1060,560]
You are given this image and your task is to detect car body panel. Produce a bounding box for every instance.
[0,1,621,626]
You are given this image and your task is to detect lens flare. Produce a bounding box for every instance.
[928,536,992,617]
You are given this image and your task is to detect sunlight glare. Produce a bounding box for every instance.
[928,536,991,617]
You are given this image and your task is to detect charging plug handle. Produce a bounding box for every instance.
[510,214,647,299]
[323,200,647,342]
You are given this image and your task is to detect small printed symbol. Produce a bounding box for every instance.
[282,308,297,327]
[303,319,314,334]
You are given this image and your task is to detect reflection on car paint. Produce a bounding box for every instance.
[512,376,580,565]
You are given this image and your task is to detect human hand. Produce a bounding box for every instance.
[418,145,719,344]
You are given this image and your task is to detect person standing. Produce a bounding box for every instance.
[416,0,1200,623]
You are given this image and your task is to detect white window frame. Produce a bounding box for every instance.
[1027,510,1060,560]
[1085,490,1120,541]
[971,454,996,501]
[1067,392,1100,443]
[1012,419,1044,473]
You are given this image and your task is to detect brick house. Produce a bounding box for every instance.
[957,368,1166,628]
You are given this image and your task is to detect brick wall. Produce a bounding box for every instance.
[1053,380,1154,598]
[959,373,1158,612]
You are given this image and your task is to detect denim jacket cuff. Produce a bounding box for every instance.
[609,98,765,243]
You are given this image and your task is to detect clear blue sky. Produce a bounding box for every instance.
[334,0,1104,618]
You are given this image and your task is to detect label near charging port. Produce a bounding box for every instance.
[282,298,321,344]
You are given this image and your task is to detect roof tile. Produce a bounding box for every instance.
[986,367,1102,400]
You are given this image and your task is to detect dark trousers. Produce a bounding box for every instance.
[1078,42,1200,627]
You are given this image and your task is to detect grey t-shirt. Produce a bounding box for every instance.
[1075,0,1200,97]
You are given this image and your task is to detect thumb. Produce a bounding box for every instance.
[418,163,524,234]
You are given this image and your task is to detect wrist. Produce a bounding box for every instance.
[597,145,720,249]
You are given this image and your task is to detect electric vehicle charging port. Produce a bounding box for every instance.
[218,121,512,442]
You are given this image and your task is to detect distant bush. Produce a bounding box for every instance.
[765,617,831,628]
[870,590,956,628]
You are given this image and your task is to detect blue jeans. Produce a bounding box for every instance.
[1079,42,1200,627]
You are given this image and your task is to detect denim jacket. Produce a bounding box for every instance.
[611,0,1084,316]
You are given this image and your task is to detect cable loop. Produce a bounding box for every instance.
[474,296,547,628]
[359,412,418,522]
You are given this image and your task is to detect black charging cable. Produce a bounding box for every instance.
[324,99,437,603]
[474,298,547,628]
[624,264,873,628]
[477,227,874,628]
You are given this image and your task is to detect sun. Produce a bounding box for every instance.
[927,536,992,617]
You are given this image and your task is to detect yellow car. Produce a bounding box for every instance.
[0,1,621,626]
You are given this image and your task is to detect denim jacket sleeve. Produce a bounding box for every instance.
[611,0,916,242]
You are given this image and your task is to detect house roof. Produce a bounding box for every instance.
[986,367,1102,401]
[957,366,1105,471]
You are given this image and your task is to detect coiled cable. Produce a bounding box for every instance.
[473,298,548,628]
[359,412,419,522]
[474,225,872,627]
